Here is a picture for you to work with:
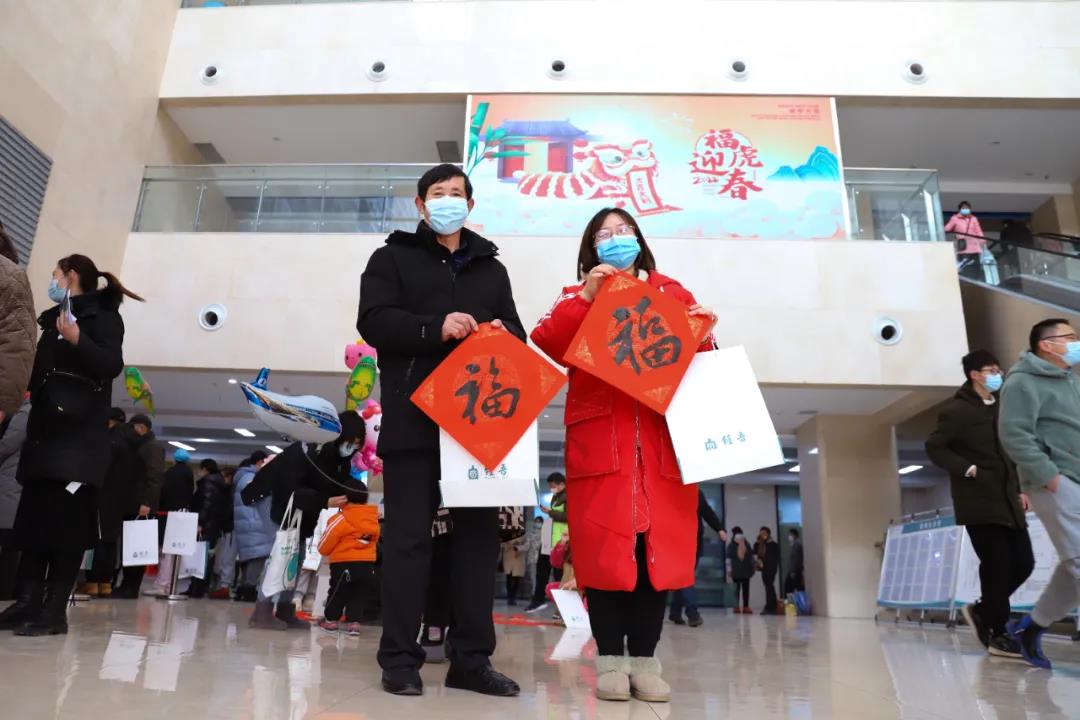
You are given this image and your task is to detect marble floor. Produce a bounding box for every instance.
[0,598,1077,719]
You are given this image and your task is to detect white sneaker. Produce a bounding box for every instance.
[525,602,549,614]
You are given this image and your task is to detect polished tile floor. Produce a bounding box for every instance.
[0,598,1077,719]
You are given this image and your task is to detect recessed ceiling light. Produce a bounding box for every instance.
[234,428,255,438]
[228,378,238,385]
[191,438,214,443]
[990,140,1001,146]
[169,441,196,452]
[809,447,819,455]
[266,445,284,454]
[899,465,923,475]
[789,464,801,473]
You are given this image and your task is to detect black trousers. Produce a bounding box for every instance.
[424,531,453,630]
[325,561,377,623]
[585,535,667,657]
[15,480,95,596]
[87,540,117,584]
[0,529,20,600]
[966,524,1035,634]
[762,572,778,612]
[377,452,499,672]
[784,572,805,595]
[735,579,751,607]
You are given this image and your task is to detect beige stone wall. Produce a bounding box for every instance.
[961,281,1080,368]
[1031,194,1080,236]
[0,0,181,308]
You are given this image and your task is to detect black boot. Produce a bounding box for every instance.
[16,582,70,636]
[275,601,309,629]
[0,581,44,631]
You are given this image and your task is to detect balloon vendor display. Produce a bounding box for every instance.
[124,366,155,415]
[239,368,342,443]
[344,338,378,411]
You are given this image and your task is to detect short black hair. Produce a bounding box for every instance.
[417,163,472,201]
[789,528,800,539]
[547,472,566,486]
[1030,318,1070,354]
[108,407,127,424]
[962,350,1000,380]
[731,526,744,535]
[249,450,269,465]
[337,411,366,448]
[958,200,972,210]
[344,478,369,505]
[200,458,220,474]
[759,526,771,536]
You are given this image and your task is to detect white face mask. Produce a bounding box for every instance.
[338,442,356,458]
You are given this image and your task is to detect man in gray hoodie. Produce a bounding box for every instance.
[999,318,1080,670]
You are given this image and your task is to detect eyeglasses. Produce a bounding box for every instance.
[1043,333,1080,343]
[594,224,635,244]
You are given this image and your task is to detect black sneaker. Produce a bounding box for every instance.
[445,664,520,697]
[382,669,424,696]
[669,614,686,625]
[987,632,1023,659]
[687,613,704,628]
[961,602,990,649]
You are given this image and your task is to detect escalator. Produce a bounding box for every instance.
[953,227,1080,362]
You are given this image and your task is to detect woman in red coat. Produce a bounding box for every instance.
[531,208,715,703]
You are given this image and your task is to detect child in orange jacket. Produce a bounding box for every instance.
[317,483,379,636]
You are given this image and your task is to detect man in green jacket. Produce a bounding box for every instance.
[1000,318,1080,670]
[926,350,1032,658]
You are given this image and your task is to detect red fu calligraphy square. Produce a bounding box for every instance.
[564,273,712,414]
[412,324,567,471]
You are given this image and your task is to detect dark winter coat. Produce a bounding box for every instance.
[0,400,30,529]
[728,540,757,581]
[925,382,1025,528]
[233,466,276,562]
[98,423,165,539]
[0,256,35,417]
[755,538,780,579]
[160,462,195,512]
[241,441,354,538]
[17,290,124,488]
[788,539,804,577]
[193,472,231,544]
[356,222,525,455]
[696,489,724,557]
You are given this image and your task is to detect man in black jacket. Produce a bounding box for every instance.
[669,489,725,627]
[926,349,1033,658]
[755,527,781,614]
[109,414,166,598]
[358,164,525,698]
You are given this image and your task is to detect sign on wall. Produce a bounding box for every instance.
[464,94,848,240]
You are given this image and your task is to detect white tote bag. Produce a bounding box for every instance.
[178,541,208,580]
[262,494,303,598]
[122,518,160,567]
[162,511,199,557]
[303,508,337,572]
[665,347,784,484]
[439,422,540,507]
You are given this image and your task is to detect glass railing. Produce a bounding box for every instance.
[958,230,1080,310]
[133,163,946,238]
[845,168,944,243]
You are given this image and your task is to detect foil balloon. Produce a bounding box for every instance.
[239,368,341,444]
[351,400,383,476]
[345,339,379,412]
[124,367,155,415]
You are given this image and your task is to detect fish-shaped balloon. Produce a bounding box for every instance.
[124,367,155,415]
[239,368,341,444]
[345,338,378,370]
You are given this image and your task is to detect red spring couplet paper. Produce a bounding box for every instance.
[563,273,712,414]
[411,323,567,471]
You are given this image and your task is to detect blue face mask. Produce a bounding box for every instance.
[984,373,1003,392]
[424,196,469,236]
[959,207,971,216]
[47,278,67,304]
[596,235,641,270]
[1056,341,1080,368]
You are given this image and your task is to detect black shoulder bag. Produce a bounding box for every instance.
[38,370,104,423]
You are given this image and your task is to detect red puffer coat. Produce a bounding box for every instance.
[531,271,709,592]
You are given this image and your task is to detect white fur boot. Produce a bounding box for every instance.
[629,656,671,703]
[595,655,632,701]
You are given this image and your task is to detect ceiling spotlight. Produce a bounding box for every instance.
[809,447,819,455]
[266,445,284,454]
[234,428,255,437]
[788,465,801,473]
[191,438,214,443]
[169,441,196,452]
[228,378,238,385]
[899,465,924,475]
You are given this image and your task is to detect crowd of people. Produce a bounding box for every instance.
[0,165,1077,708]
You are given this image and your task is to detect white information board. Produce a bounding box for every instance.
[877,518,962,609]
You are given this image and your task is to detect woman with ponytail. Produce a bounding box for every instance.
[0,254,143,636]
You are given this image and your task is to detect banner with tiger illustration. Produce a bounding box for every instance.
[464,94,848,240]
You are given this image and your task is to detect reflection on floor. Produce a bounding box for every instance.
[0,599,1077,719]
